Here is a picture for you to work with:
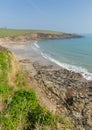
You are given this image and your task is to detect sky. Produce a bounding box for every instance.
[0,0,92,33]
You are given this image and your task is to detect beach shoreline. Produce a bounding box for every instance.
[0,41,92,129]
[0,40,91,80]
[0,40,91,81]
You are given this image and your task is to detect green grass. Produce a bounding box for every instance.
[0,50,60,130]
[0,51,12,97]
[0,28,62,38]
[0,50,74,130]
[15,72,28,89]
[1,90,59,130]
[1,90,38,130]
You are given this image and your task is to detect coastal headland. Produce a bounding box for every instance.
[0,29,82,42]
[0,29,92,130]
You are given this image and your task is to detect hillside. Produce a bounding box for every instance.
[0,46,74,130]
[0,29,82,42]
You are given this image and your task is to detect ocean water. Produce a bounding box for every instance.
[25,34,92,80]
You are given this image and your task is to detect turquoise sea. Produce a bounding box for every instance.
[25,34,92,80]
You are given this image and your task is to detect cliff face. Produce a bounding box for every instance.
[0,32,82,42]
[30,33,82,40]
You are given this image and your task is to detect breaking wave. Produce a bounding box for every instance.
[34,41,40,48]
[31,42,92,81]
[41,52,92,81]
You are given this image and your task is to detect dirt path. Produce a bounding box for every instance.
[18,57,57,114]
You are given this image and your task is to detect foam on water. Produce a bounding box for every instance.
[31,42,40,51]
[34,41,40,48]
[41,52,92,81]
[31,41,92,81]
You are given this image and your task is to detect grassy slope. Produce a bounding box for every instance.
[0,29,63,38]
[0,50,74,130]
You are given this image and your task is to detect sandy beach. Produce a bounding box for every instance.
[0,41,35,50]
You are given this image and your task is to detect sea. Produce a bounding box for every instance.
[24,34,92,81]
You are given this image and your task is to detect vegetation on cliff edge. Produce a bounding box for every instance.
[0,49,74,130]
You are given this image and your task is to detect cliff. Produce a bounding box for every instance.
[0,43,91,130]
[0,30,82,42]
[0,46,74,130]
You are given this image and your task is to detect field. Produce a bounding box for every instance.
[0,28,62,38]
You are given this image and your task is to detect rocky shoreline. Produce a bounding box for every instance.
[19,58,92,130]
[33,62,92,130]
[0,39,92,130]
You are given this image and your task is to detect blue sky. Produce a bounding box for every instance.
[0,0,92,33]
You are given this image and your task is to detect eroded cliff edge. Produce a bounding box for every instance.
[0,32,83,42]
[0,43,92,130]
[0,46,74,130]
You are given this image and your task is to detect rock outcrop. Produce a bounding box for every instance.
[32,62,92,130]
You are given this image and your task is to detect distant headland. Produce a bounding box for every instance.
[0,29,83,42]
